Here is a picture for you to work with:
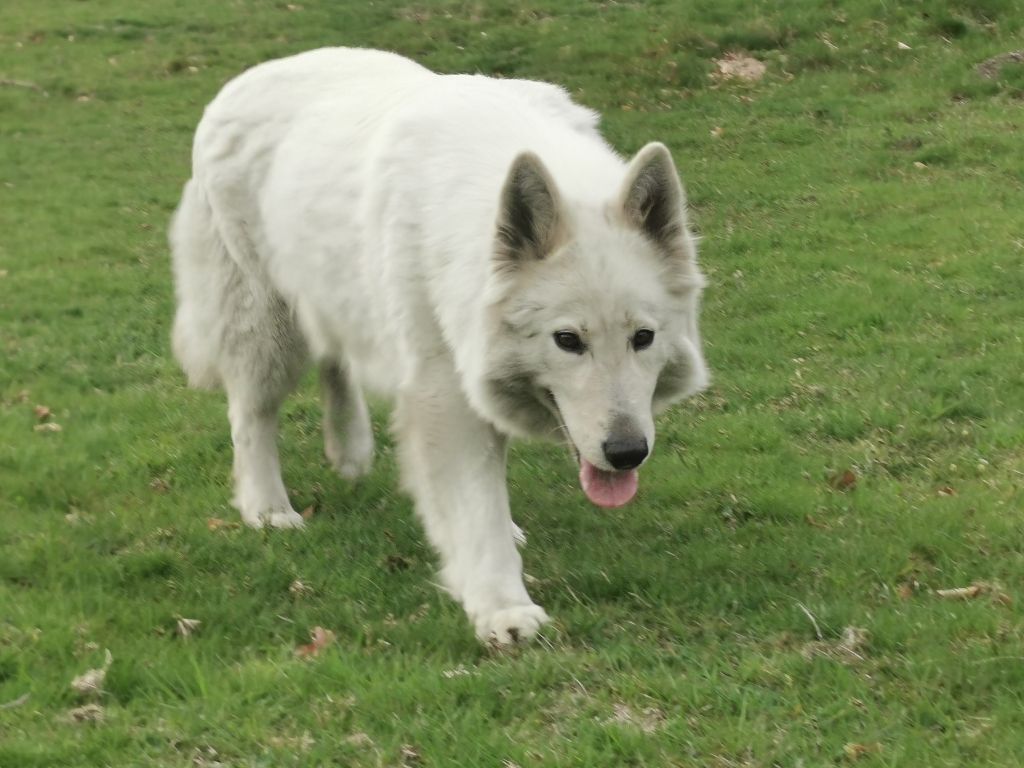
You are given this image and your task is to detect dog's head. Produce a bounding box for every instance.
[479,143,709,507]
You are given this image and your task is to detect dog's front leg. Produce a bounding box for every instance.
[396,378,548,644]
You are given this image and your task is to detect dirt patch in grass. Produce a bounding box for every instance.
[976,51,1024,79]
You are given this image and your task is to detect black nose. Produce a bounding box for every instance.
[602,436,649,470]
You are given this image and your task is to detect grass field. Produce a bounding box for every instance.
[2,1,1024,765]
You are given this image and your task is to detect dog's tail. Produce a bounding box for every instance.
[168,179,234,389]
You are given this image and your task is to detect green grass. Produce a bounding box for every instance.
[2,0,1024,765]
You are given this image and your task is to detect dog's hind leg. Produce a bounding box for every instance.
[222,301,308,529]
[320,360,374,480]
[171,179,308,528]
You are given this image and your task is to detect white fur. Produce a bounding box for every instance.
[170,47,708,644]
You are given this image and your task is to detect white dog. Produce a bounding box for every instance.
[170,48,708,643]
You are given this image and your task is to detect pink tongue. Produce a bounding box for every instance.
[579,459,639,508]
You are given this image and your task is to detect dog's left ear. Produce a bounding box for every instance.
[620,143,692,260]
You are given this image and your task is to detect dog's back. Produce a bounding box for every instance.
[175,47,626,395]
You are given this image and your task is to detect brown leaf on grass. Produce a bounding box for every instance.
[176,617,201,638]
[70,649,112,699]
[844,742,881,761]
[301,504,315,520]
[400,744,423,766]
[289,579,313,598]
[345,732,374,748]
[712,53,766,83]
[897,579,919,600]
[206,517,239,532]
[991,588,1013,607]
[34,422,62,433]
[66,703,105,723]
[937,486,957,497]
[828,469,857,491]
[33,404,52,421]
[295,626,335,658]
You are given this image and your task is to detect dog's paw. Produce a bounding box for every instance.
[325,435,374,481]
[475,604,549,645]
[334,455,373,481]
[239,507,305,530]
[266,509,306,529]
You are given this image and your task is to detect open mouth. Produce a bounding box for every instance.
[543,390,640,509]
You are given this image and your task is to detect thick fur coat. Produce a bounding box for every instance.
[170,48,708,643]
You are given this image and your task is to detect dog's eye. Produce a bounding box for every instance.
[632,329,655,351]
[553,331,585,354]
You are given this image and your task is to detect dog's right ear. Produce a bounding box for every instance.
[494,152,565,267]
